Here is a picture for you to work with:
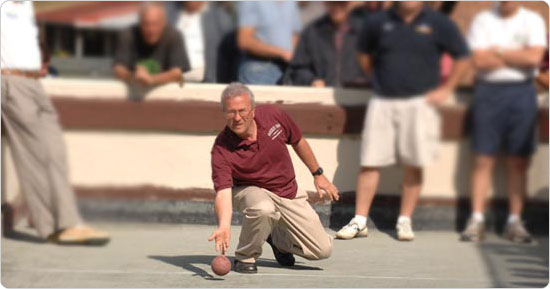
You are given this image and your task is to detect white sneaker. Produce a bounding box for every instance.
[335,219,368,240]
[396,219,415,241]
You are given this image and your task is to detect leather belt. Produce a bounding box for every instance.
[1,69,41,79]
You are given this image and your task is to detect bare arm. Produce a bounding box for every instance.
[150,68,183,86]
[292,34,299,50]
[357,52,373,79]
[442,57,470,90]
[536,71,549,89]
[500,47,546,68]
[238,27,292,62]
[292,138,339,201]
[426,57,470,106]
[113,64,133,82]
[208,188,232,254]
[472,50,506,70]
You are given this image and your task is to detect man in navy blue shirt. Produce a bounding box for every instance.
[336,1,470,241]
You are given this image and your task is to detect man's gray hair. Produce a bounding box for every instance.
[220,82,255,111]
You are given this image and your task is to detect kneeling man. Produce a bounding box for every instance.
[209,82,339,273]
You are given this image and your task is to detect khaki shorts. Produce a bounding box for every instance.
[360,95,441,167]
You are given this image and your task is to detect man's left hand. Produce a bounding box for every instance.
[135,65,154,86]
[314,175,339,201]
[426,85,452,107]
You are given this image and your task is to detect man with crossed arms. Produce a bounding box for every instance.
[208,82,338,273]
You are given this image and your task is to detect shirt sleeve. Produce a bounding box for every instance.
[467,13,490,50]
[114,30,133,69]
[277,107,303,145]
[238,2,258,28]
[527,12,547,48]
[211,144,233,192]
[357,16,378,54]
[436,16,470,59]
[168,30,191,73]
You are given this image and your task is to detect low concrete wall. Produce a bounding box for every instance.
[2,79,549,210]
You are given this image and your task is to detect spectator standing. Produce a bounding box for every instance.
[113,2,190,89]
[236,1,301,85]
[286,1,368,88]
[174,1,235,83]
[461,1,546,243]
[335,2,470,241]
[1,1,109,244]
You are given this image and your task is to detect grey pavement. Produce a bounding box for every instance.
[2,222,548,288]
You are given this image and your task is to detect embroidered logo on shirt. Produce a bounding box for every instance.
[383,22,394,32]
[267,123,283,140]
[415,24,433,35]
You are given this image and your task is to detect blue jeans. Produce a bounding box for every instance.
[238,57,283,85]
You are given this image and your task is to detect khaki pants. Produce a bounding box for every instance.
[1,75,82,238]
[233,186,333,263]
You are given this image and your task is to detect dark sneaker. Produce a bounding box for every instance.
[266,234,295,266]
[461,218,485,242]
[233,260,257,274]
[504,221,533,243]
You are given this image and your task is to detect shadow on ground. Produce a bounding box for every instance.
[3,230,46,244]
[149,255,322,280]
[479,237,549,287]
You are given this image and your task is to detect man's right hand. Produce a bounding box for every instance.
[311,79,326,88]
[208,226,231,255]
[280,50,293,63]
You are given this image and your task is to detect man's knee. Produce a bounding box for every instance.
[242,201,276,218]
[305,236,333,260]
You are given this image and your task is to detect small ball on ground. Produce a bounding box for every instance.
[211,255,231,276]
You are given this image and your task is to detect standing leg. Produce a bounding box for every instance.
[1,76,60,238]
[502,156,533,243]
[354,167,380,218]
[336,97,394,239]
[506,156,529,217]
[471,155,496,215]
[30,78,83,230]
[399,165,423,218]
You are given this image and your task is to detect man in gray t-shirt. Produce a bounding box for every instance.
[236,1,301,85]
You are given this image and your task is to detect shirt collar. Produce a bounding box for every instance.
[389,6,428,24]
[225,116,263,149]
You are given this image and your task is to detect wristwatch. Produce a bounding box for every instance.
[312,167,324,176]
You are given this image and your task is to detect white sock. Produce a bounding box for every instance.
[353,215,367,228]
[472,212,485,223]
[397,215,411,224]
[507,214,520,224]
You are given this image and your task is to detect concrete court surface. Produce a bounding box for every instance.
[1,222,548,288]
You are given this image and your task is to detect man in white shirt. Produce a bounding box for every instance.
[172,1,234,83]
[461,2,546,243]
[1,1,109,245]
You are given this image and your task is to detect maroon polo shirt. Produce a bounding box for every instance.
[211,105,303,199]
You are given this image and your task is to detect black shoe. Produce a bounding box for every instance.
[234,259,258,274]
[266,234,295,266]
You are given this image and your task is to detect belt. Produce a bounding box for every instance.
[1,69,41,79]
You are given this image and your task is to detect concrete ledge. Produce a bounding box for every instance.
[72,186,548,235]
